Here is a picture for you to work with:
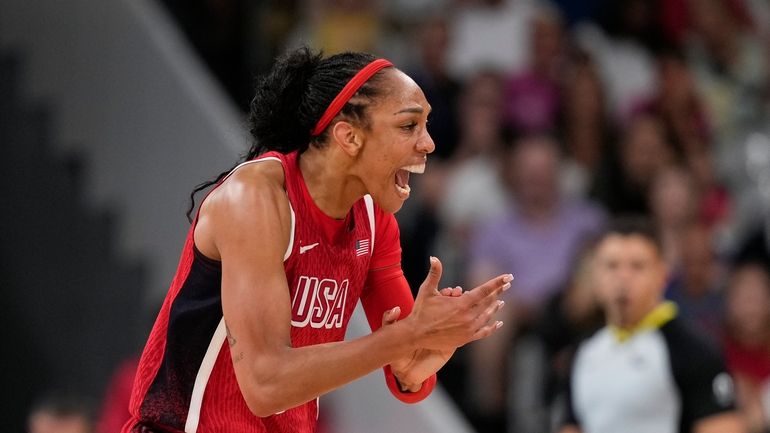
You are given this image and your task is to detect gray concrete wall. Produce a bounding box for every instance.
[0,0,244,304]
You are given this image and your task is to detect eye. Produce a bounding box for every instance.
[401,122,417,131]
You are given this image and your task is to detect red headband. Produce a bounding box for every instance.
[311,58,393,136]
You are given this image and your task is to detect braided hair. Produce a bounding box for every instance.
[186,47,391,221]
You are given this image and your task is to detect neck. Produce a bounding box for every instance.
[518,198,557,222]
[609,301,676,343]
[611,300,667,331]
[298,147,366,219]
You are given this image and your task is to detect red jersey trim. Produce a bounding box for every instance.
[383,365,437,404]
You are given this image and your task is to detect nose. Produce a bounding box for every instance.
[417,129,436,154]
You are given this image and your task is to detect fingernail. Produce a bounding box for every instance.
[498,300,505,308]
[496,321,504,329]
[502,282,511,291]
[503,274,513,283]
[429,256,437,264]
[455,286,462,290]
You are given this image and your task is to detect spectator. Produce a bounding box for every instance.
[573,10,658,125]
[724,262,770,433]
[560,217,744,433]
[469,134,605,321]
[436,71,510,285]
[686,0,768,138]
[649,165,699,267]
[594,112,674,214]
[466,134,605,430]
[646,48,712,159]
[28,391,94,433]
[685,0,769,197]
[502,3,565,134]
[406,14,461,160]
[665,224,726,338]
[538,240,604,403]
[515,240,604,433]
[397,13,461,289]
[561,50,613,198]
[687,149,732,230]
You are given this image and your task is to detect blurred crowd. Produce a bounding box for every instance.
[33,0,770,432]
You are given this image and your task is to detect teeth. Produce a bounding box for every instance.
[396,184,411,195]
[401,164,425,174]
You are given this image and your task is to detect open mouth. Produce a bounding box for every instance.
[394,163,425,198]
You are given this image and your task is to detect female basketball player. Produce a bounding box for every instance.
[123,47,512,433]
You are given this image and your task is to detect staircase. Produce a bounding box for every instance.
[0,51,146,431]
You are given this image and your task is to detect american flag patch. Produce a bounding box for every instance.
[355,239,370,257]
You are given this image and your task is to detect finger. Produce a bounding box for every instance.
[439,286,463,297]
[381,306,401,326]
[473,299,505,329]
[487,299,505,317]
[418,256,443,296]
[470,321,504,342]
[462,273,512,305]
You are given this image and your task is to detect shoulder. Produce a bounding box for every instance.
[563,198,607,225]
[579,327,611,350]
[659,317,721,361]
[195,159,291,259]
[660,317,731,393]
[573,327,611,364]
[206,159,287,213]
[660,319,737,419]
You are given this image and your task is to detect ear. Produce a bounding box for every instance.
[331,121,364,157]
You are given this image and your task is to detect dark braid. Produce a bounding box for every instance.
[186,47,391,222]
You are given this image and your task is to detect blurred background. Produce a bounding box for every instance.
[1,0,769,432]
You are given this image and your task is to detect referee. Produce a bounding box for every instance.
[560,218,745,433]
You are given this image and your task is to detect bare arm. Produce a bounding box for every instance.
[195,164,509,416]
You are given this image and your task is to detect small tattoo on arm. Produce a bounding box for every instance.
[226,325,237,347]
[226,323,243,363]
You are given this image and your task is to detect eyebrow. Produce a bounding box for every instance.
[393,106,432,115]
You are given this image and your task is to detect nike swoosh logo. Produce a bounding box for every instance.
[299,242,319,254]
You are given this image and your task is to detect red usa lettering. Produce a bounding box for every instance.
[291,276,349,329]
